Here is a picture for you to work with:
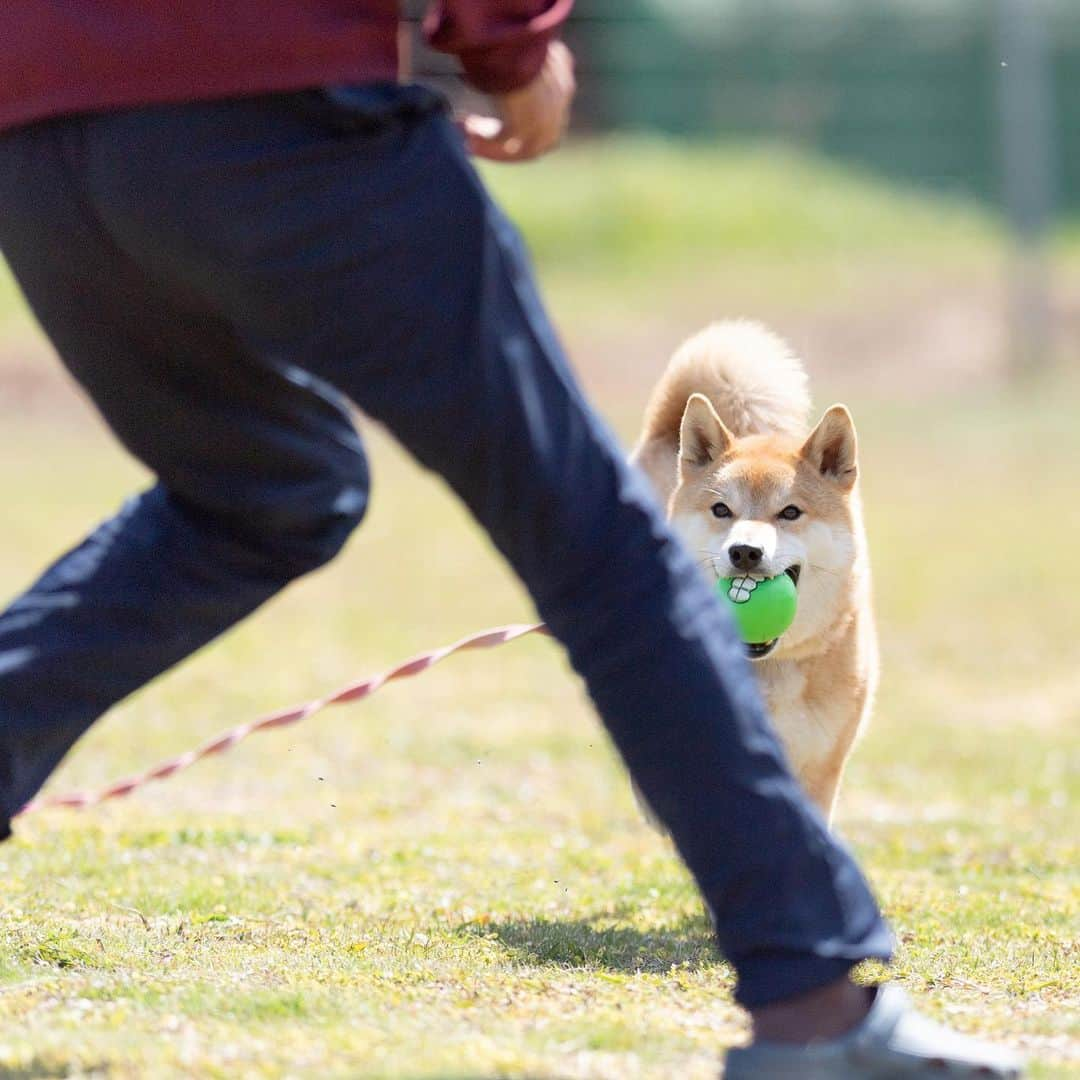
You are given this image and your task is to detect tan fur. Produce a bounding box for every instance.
[630,320,878,823]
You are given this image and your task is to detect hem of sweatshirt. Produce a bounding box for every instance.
[0,54,402,135]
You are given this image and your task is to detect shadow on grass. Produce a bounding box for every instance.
[461,912,720,974]
[0,1063,110,1080]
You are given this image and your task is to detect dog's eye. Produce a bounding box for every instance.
[779,505,803,521]
[710,502,733,519]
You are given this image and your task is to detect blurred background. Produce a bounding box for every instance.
[402,0,1077,392]
[0,2,1076,1076]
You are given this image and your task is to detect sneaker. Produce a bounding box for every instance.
[725,984,1024,1078]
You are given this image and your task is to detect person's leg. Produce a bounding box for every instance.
[0,118,370,832]
[0,92,1024,1074]
[73,85,889,1008]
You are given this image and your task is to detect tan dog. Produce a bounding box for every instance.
[631,321,878,821]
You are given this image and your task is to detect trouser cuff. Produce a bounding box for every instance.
[734,949,882,1009]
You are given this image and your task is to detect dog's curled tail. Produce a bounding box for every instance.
[640,320,811,445]
[631,320,812,501]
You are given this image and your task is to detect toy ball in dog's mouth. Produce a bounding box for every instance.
[717,568,799,658]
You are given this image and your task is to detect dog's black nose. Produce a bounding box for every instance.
[728,544,763,571]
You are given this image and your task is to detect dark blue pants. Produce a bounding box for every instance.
[0,85,891,1006]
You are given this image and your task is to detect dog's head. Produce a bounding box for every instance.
[669,394,861,661]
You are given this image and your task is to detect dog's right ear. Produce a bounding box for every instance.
[679,393,732,476]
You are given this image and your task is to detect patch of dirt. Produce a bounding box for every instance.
[3,262,1078,424]
[563,262,1080,414]
[0,337,97,421]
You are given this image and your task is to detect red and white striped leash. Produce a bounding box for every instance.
[14,621,549,818]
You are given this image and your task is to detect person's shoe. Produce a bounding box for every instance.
[725,984,1024,1078]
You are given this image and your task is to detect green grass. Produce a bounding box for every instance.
[0,259,26,328]
[483,139,1000,274]
[0,139,1026,335]
[0,374,1076,1078]
[0,139,1076,1076]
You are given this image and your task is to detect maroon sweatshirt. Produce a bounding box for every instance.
[0,1,573,134]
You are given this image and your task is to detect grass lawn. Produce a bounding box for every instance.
[0,142,1076,1078]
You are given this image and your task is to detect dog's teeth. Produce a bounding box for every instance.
[726,575,761,604]
[728,576,758,603]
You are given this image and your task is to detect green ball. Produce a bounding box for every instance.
[717,572,798,644]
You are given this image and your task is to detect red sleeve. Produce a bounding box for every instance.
[423,0,573,95]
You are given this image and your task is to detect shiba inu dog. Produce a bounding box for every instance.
[631,321,878,821]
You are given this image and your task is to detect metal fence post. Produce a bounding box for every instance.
[996,0,1058,376]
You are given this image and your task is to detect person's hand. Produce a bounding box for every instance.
[463,41,575,163]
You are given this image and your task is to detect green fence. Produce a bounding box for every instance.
[560,0,1077,214]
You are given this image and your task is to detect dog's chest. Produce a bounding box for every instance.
[758,660,842,775]
[760,661,805,715]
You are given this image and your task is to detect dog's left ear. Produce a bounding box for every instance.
[800,405,858,489]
